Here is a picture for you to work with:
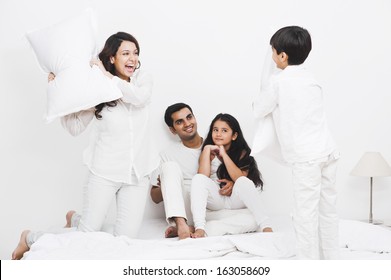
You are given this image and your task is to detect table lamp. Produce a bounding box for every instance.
[350,152,391,224]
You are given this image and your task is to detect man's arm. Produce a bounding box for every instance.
[149,168,163,204]
[150,185,163,204]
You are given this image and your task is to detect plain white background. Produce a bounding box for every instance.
[0,0,390,260]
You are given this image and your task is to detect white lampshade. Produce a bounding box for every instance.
[351,152,391,177]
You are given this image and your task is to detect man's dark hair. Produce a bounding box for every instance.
[164,103,194,127]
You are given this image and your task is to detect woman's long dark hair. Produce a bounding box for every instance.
[202,113,263,188]
[94,32,140,119]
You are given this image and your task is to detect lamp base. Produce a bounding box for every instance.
[361,219,383,225]
[372,219,383,225]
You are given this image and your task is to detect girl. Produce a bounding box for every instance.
[191,113,272,238]
[12,32,158,259]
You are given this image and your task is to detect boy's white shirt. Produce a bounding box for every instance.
[251,113,286,165]
[252,64,336,163]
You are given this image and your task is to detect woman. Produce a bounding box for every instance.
[191,113,272,238]
[12,32,158,259]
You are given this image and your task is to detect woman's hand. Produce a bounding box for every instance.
[48,72,55,82]
[90,58,113,79]
[218,179,234,196]
[90,58,105,71]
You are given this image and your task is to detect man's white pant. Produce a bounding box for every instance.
[160,161,193,226]
[291,153,339,260]
[191,174,270,231]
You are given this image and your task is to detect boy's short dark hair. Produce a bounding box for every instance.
[270,26,312,65]
[164,103,194,127]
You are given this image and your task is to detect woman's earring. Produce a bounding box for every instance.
[136,61,141,69]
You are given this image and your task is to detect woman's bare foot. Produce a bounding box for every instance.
[65,210,76,228]
[262,227,273,232]
[12,230,30,260]
[191,228,206,238]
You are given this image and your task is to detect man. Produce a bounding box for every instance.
[150,103,205,239]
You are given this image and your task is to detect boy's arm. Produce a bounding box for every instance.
[252,82,278,118]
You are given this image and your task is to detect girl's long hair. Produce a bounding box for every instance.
[202,113,263,188]
[94,32,140,119]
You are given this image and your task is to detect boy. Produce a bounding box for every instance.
[252,26,339,259]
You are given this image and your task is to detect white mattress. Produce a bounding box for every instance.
[22,216,391,260]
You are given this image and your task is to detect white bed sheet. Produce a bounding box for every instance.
[23,217,391,260]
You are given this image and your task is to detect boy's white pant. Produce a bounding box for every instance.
[26,172,149,247]
[291,153,339,260]
[160,161,193,226]
[191,174,270,231]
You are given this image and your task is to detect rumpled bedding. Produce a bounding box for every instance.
[23,217,391,260]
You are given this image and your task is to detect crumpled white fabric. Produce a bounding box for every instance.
[23,218,391,260]
[339,219,391,253]
[228,232,296,259]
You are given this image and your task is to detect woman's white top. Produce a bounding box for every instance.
[252,65,336,163]
[61,69,159,183]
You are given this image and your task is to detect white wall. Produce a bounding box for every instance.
[1,0,390,260]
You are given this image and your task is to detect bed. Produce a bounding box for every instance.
[22,212,391,260]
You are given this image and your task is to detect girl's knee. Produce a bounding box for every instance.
[193,173,207,179]
[236,176,253,186]
[233,176,255,194]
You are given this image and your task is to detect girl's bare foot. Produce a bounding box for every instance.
[12,230,30,260]
[191,228,206,238]
[262,227,273,232]
[65,210,76,228]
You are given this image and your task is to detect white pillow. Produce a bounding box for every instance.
[251,114,286,165]
[26,9,122,123]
